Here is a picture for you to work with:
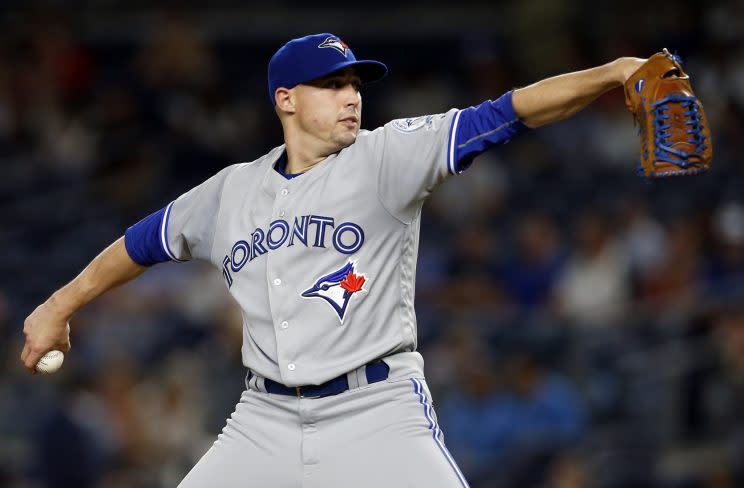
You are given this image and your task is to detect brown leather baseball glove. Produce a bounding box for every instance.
[624,49,712,178]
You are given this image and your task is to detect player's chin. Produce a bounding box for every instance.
[332,128,359,148]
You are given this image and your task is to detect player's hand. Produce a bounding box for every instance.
[21,300,72,374]
[613,57,648,84]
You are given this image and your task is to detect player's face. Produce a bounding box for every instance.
[294,69,363,150]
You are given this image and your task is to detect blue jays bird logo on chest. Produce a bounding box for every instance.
[301,260,367,324]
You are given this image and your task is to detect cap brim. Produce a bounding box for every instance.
[304,59,388,86]
[346,60,388,85]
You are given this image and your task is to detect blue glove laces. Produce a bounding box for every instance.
[647,94,708,176]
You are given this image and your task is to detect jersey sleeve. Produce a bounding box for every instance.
[124,165,234,265]
[377,90,528,222]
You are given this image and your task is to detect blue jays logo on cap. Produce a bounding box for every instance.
[302,260,368,324]
[318,36,350,57]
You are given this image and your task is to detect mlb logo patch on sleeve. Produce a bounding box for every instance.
[391,115,435,133]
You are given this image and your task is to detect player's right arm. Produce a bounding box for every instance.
[21,237,146,373]
[21,164,235,373]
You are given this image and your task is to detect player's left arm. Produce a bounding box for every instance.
[512,57,646,128]
[376,57,646,221]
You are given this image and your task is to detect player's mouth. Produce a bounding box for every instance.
[339,115,359,128]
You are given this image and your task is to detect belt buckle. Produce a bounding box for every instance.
[295,386,324,399]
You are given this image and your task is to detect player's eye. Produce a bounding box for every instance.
[325,80,344,89]
[323,79,361,91]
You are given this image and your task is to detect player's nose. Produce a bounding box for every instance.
[340,84,360,106]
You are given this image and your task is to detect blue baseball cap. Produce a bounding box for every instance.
[268,33,388,105]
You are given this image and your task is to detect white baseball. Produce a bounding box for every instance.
[35,350,64,374]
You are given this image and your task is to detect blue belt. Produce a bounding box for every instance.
[252,361,390,398]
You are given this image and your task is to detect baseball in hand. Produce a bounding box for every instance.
[35,350,64,374]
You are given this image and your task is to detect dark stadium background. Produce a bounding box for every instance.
[1,1,743,487]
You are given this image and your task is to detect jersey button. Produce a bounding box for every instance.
[273,278,282,286]
[287,363,296,371]
[280,188,289,196]
[279,210,286,217]
[281,321,289,329]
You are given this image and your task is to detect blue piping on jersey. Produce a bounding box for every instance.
[447,110,463,175]
[161,201,185,262]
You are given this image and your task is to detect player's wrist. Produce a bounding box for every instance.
[606,59,627,86]
[612,57,647,85]
[46,290,78,321]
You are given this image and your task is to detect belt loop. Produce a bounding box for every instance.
[247,372,267,393]
[346,369,360,390]
[355,364,370,388]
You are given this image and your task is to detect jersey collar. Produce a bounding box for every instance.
[260,145,339,198]
[274,151,305,180]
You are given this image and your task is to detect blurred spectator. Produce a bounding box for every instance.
[554,210,632,326]
[639,218,704,310]
[500,211,566,309]
[618,200,668,279]
[709,308,744,431]
[137,14,215,91]
[439,222,506,309]
[439,329,585,486]
[706,201,744,296]
[33,386,104,488]
[542,453,589,488]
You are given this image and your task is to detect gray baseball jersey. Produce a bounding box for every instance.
[163,110,457,386]
[123,89,526,487]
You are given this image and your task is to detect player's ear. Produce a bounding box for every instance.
[275,88,295,114]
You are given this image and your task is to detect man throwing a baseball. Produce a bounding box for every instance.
[22,33,646,487]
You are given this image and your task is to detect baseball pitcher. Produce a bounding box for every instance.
[22,33,694,487]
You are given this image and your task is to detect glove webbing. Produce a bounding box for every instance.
[640,95,709,178]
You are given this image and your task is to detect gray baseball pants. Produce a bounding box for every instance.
[178,368,469,487]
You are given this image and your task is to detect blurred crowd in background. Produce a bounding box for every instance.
[2,1,744,487]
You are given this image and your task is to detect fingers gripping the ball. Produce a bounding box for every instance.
[21,309,71,374]
[22,338,70,374]
[35,350,65,374]
[22,343,69,374]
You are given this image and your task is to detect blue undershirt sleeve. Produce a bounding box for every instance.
[124,206,172,267]
[449,90,530,174]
